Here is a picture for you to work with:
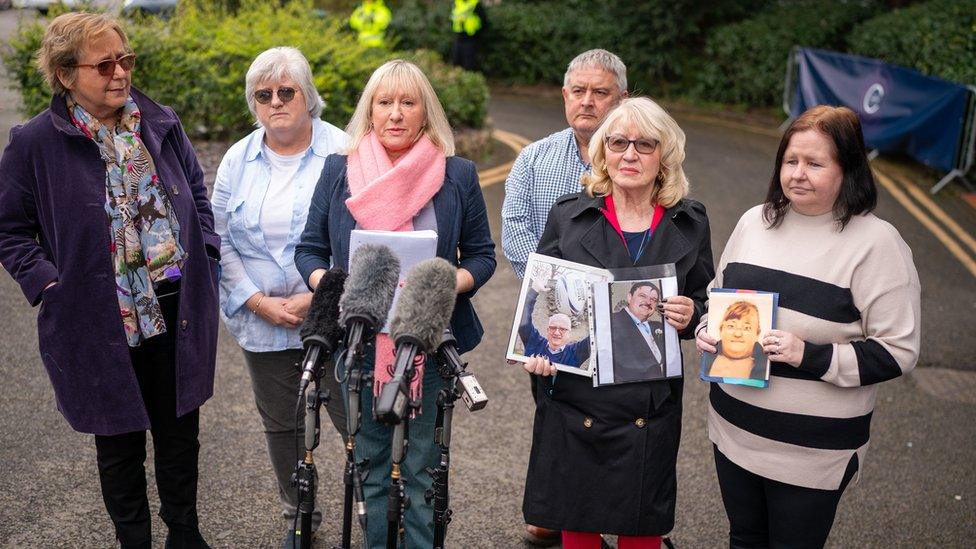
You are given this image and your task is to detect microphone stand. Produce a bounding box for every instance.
[377,344,423,549]
[294,370,330,549]
[336,325,371,549]
[425,331,489,548]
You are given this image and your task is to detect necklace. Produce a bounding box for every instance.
[633,228,650,263]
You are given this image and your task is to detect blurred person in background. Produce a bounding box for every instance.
[349,0,392,48]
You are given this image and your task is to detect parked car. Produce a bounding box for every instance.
[12,0,83,12]
[122,0,177,16]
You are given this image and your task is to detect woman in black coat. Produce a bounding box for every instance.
[521,97,714,549]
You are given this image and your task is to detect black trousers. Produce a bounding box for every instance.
[714,446,857,549]
[94,290,206,549]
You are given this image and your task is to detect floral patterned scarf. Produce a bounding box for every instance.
[67,95,185,347]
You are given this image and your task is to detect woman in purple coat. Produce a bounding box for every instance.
[0,13,218,548]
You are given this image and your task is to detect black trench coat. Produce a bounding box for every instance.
[522,192,713,536]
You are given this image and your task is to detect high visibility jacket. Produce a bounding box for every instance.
[452,0,482,36]
[349,1,391,48]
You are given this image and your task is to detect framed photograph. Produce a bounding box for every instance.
[699,289,779,388]
[506,253,611,376]
[593,265,682,386]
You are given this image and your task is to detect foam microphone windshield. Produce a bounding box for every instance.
[298,268,347,397]
[339,244,400,329]
[300,268,347,347]
[390,257,457,353]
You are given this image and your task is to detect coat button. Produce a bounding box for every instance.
[583,417,593,428]
[180,319,188,330]
[635,418,646,428]
[171,185,180,196]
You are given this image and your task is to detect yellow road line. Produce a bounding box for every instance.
[477,128,531,188]
[899,176,976,258]
[873,169,976,279]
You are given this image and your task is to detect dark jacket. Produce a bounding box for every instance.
[610,310,664,382]
[294,153,495,354]
[0,89,221,436]
[523,192,713,536]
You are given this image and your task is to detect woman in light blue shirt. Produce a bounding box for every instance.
[211,46,348,547]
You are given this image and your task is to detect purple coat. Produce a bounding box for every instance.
[0,89,220,436]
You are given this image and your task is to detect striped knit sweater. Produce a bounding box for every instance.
[706,205,920,490]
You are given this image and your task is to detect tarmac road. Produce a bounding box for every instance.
[1,6,975,547]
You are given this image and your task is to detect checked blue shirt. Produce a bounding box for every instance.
[501,128,590,278]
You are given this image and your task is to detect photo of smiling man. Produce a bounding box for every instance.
[517,275,591,370]
[609,281,667,382]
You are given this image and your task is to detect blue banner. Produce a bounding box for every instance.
[791,48,971,173]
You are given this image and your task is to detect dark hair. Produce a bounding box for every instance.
[763,105,877,229]
[629,281,658,296]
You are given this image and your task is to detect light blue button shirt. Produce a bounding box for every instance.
[212,118,349,352]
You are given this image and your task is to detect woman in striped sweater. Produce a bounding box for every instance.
[696,105,920,548]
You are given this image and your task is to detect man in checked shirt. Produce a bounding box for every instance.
[501,49,627,547]
[501,49,628,280]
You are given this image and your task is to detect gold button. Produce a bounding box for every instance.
[180,319,188,330]
[635,418,646,428]
[583,417,593,428]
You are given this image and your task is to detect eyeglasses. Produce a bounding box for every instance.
[605,135,659,154]
[69,53,137,77]
[253,87,297,105]
[547,326,570,333]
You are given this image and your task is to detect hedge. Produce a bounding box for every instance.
[1,0,489,138]
[693,0,883,106]
[847,0,976,86]
[389,0,772,93]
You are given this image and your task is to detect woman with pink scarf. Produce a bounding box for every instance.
[294,59,495,548]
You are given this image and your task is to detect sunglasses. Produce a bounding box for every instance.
[605,135,659,154]
[253,87,297,105]
[70,53,136,77]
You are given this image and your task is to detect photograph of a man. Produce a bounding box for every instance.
[702,300,767,381]
[517,275,591,370]
[609,281,666,382]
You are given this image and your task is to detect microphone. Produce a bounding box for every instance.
[374,258,457,425]
[339,244,400,373]
[298,268,347,397]
[436,330,488,412]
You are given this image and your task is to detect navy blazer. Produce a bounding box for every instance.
[295,153,496,354]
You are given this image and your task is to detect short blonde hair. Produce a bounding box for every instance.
[36,12,132,97]
[581,97,689,208]
[345,59,455,156]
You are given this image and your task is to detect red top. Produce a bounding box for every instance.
[601,194,666,247]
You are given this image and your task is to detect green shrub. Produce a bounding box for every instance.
[0,0,488,137]
[694,0,882,106]
[848,0,976,86]
[389,0,454,60]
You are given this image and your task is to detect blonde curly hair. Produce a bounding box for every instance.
[581,97,689,208]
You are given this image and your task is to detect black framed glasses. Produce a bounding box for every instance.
[253,87,297,105]
[605,135,659,154]
[70,53,137,77]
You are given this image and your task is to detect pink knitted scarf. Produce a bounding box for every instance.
[345,131,446,404]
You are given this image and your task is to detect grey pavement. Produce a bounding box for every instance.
[1,7,975,547]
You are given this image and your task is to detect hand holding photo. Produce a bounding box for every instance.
[699,289,779,388]
[507,254,610,376]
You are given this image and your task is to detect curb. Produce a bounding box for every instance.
[476,129,533,188]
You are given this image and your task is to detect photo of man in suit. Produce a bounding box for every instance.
[610,281,665,382]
